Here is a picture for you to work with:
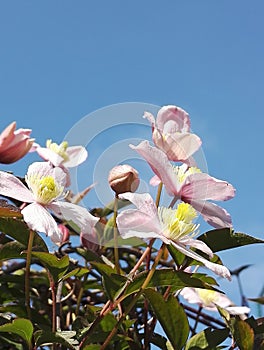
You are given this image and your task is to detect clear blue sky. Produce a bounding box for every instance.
[0,1,263,315]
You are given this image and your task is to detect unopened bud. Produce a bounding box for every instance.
[108,165,139,195]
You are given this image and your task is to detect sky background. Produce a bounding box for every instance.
[0,0,263,320]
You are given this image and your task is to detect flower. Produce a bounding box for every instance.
[180,287,250,316]
[108,164,139,195]
[0,121,34,164]
[0,162,99,243]
[116,192,231,280]
[130,140,235,228]
[33,139,88,186]
[144,105,201,163]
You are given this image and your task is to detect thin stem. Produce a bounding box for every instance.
[155,182,163,207]
[25,230,34,320]
[113,195,120,274]
[100,244,166,349]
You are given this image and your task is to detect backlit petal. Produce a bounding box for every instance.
[0,171,34,203]
[156,105,191,133]
[64,146,88,167]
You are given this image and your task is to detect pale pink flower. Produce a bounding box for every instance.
[144,105,201,162]
[130,140,235,228]
[117,192,231,280]
[0,162,99,243]
[180,287,250,316]
[0,121,34,164]
[32,140,88,186]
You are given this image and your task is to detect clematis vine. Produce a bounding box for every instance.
[144,105,201,163]
[116,192,231,280]
[33,139,88,186]
[0,162,99,243]
[180,287,250,317]
[130,140,235,228]
[0,121,34,164]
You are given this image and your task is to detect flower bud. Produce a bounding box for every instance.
[108,165,139,195]
[80,229,99,252]
[0,121,34,164]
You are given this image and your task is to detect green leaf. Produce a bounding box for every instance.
[59,267,90,281]
[0,241,26,260]
[90,262,127,300]
[31,252,69,282]
[232,318,254,350]
[34,330,78,349]
[0,217,48,252]
[120,269,217,300]
[0,318,33,348]
[0,335,24,350]
[198,228,264,252]
[248,297,264,305]
[185,328,230,349]
[144,289,189,350]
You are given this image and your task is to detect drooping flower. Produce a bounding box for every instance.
[0,162,99,243]
[108,164,139,195]
[180,287,250,317]
[116,192,231,280]
[130,140,235,228]
[0,121,34,164]
[144,105,201,163]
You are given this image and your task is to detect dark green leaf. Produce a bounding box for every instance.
[0,241,26,260]
[31,252,69,282]
[0,318,33,348]
[59,267,89,281]
[34,330,78,349]
[232,318,254,350]
[248,297,264,305]
[144,289,189,350]
[185,327,230,349]
[0,217,48,252]
[198,228,264,252]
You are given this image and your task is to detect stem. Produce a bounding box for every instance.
[49,273,57,334]
[113,195,120,274]
[100,244,166,349]
[155,182,163,207]
[25,230,34,320]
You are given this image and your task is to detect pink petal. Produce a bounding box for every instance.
[27,162,67,188]
[149,175,162,187]
[180,287,204,304]
[64,146,88,167]
[156,105,191,133]
[182,173,235,201]
[153,131,202,162]
[143,111,156,126]
[171,241,231,280]
[191,200,233,228]
[0,122,16,149]
[225,306,250,315]
[180,237,214,258]
[21,202,62,243]
[0,171,34,203]
[116,209,166,242]
[36,147,64,166]
[119,192,158,217]
[130,141,180,196]
[48,201,99,233]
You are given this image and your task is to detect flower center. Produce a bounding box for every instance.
[174,165,201,183]
[197,289,219,306]
[159,202,199,241]
[26,174,64,205]
[46,140,69,162]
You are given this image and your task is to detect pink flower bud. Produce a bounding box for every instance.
[58,224,70,243]
[108,164,139,195]
[80,229,99,252]
[0,121,34,164]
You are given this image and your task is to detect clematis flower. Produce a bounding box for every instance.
[33,139,88,186]
[180,287,250,317]
[0,121,34,164]
[130,140,235,228]
[144,105,201,163]
[0,162,99,243]
[116,192,231,280]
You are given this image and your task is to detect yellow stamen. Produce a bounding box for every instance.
[175,165,201,183]
[46,139,69,162]
[197,289,219,306]
[159,202,199,241]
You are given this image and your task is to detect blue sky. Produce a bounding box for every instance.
[0,1,263,316]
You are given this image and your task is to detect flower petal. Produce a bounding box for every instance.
[191,200,233,228]
[130,140,180,195]
[171,241,231,280]
[48,201,99,233]
[27,161,67,188]
[116,209,167,242]
[153,131,202,162]
[0,171,34,203]
[182,173,235,201]
[180,237,214,258]
[64,146,88,167]
[225,306,250,315]
[21,203,62,243]
[119,192,158,217]
[36,147,65,166]
[156,105,191,133]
